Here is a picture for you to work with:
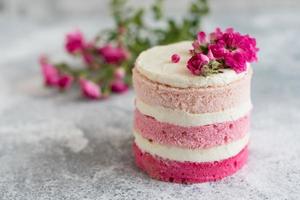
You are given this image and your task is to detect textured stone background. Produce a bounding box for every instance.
[0,1,300,199]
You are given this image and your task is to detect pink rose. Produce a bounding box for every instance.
[99,45,128,64]
[225,52,247,73]
[57,74,73,90]
[65,30,85,54]
[187,53,210,75]
[80,79,101,99]
[111,80,128,93]
[41,63,59,86]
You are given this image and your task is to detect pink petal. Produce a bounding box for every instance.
[80,79,101,99]
[111,80,128,93]
[65,30,86,54]
[197,31,207,44]
[41,63,59,86]
[57,74,73,90]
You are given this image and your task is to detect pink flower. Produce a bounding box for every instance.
[208,41,227,59]
[207,49,215,60]
[238,35,258,62]
[225,52,247,73]
[171,54,181,63]
[186,27,259,76]
[197,31,207,44]
[187,53,210,75]
[207,27,258,73]
[65,30,85,54]
[111,80,128,93]
[209,27,223,41]
[114,67,126,79]
[57,74,73,90]
[41,63,59,86]
[99,45,128,64]
[80,79,101,99]
[215,28,258,63]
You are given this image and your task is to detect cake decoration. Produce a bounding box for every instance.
[186,28,259,76]
[171,54,181,63]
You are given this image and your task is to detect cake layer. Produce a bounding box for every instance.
[134,109,250,149]
[133,130,249,162]
[133,143,248,184]
[136,98,252,127]
[133,68,252,114]
[135,41,248,88]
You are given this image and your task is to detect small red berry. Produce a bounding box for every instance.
[171,54,180,63]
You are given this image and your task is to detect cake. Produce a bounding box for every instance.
[132,28,258,184]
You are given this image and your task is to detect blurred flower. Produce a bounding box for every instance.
[187,53,209,75]
[38,0,210,100]
[57,74,73,90]
[80,79,101,99]
[114,67,126,79]
[65,30,86,54]
[99,45,128,64]
[111,80,128,93]
[197,31,207,44]
[83,53,93,65]
[40,62,59,87]
[171,54,180,63]
[39,54,48,65]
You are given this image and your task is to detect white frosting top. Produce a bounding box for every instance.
[134,130,249,162]
[136,41,248,88]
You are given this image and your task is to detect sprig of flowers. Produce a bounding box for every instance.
[40,30,129,99]
[39,0,209,100]
[185,27,259,76]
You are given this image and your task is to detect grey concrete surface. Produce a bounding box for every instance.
[0,3,300,200]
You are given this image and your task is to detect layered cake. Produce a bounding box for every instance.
[132,28,258,183]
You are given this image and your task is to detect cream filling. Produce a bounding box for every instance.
[134,130,249,162]
[136,98,252,127]
[136,41,248,88]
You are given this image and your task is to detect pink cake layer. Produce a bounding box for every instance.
[134,109,250,149]
[133,143,248,184]
[132,68,252,114]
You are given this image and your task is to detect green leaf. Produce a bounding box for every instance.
[131,9,145,27]
[151,0,164,20]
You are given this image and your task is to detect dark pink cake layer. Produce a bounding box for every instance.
[133,143,248,184]
[134,109,250,149]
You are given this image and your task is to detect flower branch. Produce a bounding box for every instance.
[39,0,209,100]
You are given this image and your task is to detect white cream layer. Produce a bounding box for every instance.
[136,41,249,88]
[136,98,252,127]
[133,130,249,162]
